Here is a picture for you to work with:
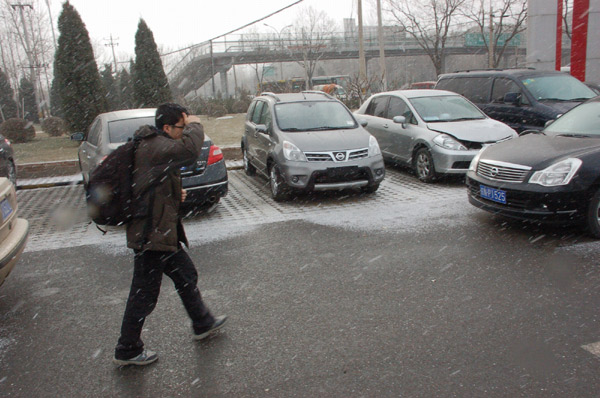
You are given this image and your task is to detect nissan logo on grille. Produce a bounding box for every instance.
[490,167,499,177]
[334,152,346,161]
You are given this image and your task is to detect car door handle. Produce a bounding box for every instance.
[383,124,389,128]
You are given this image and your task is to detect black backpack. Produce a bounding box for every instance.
[86,132,155,226]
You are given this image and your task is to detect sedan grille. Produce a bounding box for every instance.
[305,148,369,162]
[476,160,531,182]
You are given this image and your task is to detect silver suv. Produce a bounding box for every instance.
[241,91,385,201]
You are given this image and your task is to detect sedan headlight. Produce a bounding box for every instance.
[433,134,467,151]
[368,135,381,157]
[529,158,582,186]
[282,141,307,162]
[469,149,483,172]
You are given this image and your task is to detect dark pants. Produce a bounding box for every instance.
[114,249,215,360]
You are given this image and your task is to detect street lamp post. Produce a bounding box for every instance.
[264,23,292,81]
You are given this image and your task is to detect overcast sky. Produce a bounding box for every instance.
[50,0,378,62]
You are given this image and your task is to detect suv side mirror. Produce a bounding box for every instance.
[504,92,522,106]
[71,132,84,141]
[255,124,268,134]
[393,115,407,128]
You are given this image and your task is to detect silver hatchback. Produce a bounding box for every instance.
[241,92,385,201]
[355,90,518,183]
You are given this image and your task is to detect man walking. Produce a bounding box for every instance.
[113,103,227,366]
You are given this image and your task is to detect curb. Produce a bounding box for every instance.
[17,146,244,190]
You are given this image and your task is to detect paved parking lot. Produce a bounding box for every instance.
[17,167,468,252]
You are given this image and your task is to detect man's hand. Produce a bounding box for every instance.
[181,189,187,203]
[183,113,202,125]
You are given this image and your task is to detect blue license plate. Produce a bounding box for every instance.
[1,198,13,219]
[480,185,506,204]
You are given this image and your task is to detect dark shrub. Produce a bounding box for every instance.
[206,103,227,118]
[0,118,36,143]
[41,116,68,137]
[232,99,251,114]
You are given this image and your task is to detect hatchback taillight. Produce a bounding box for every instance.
[207,145,223,165]
[4,138,11,147]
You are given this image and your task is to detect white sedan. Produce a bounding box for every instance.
[355,90,518,182]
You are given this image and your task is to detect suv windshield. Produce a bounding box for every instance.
[544,101,600,137]
[275,101,357,131]
[521,75,596,101]
[108,116,154,143]
[409,95,486,122]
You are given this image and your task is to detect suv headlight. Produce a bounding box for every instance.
[433,134,467,151]
[368,135,381,156]
[282,141,307,162]
[529,158,582,186]
[469,149,483,172]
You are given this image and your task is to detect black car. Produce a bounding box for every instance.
[435,69,597,132]
[466,97,600,237]
[71,109,228,209]
[0,133,16,186]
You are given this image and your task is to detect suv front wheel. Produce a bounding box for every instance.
[269,163,290,201]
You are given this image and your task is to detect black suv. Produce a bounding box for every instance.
[241,91,385,201]
[435,69,597,132]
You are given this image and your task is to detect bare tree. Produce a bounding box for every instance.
[386,0,467,76]
[562,0,572,40]
[0,0,54,118]
[287,6,337,88]
[462,0,527,68]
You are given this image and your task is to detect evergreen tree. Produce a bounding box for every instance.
[133,19,171,107]
[53,2,107,132]
[0,70,17,121]
[100,64,120,111]
[50,78,63,118]
[117,65,134,109]
[19,77,39,123]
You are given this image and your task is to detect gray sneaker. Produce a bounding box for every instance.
[113,349,158,366]
[193,315,228,341]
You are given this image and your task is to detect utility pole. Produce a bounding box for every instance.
[104,34,120,76]
[488,1,494,68]
[376,0,386,91]
[358,0,367,82]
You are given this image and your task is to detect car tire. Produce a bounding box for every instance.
[361,183,380,194]
[269,163,290,202]
[414,148,437,183]
[243,147,256,176]
[586,189,600,238]
[7,159,16,187]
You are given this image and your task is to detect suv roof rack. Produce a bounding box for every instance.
[451,67,536,73]
[260,92,280,102]
[301,90,334,99]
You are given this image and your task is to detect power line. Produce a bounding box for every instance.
[161,0,304,57]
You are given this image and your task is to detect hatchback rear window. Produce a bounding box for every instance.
[275,101,357,131]
[108,116,155,143]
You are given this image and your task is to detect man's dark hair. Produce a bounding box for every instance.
[155,103,188,130]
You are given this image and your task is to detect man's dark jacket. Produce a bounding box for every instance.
[126,123,204,252]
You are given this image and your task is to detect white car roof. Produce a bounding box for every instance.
[374,89,458,99]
